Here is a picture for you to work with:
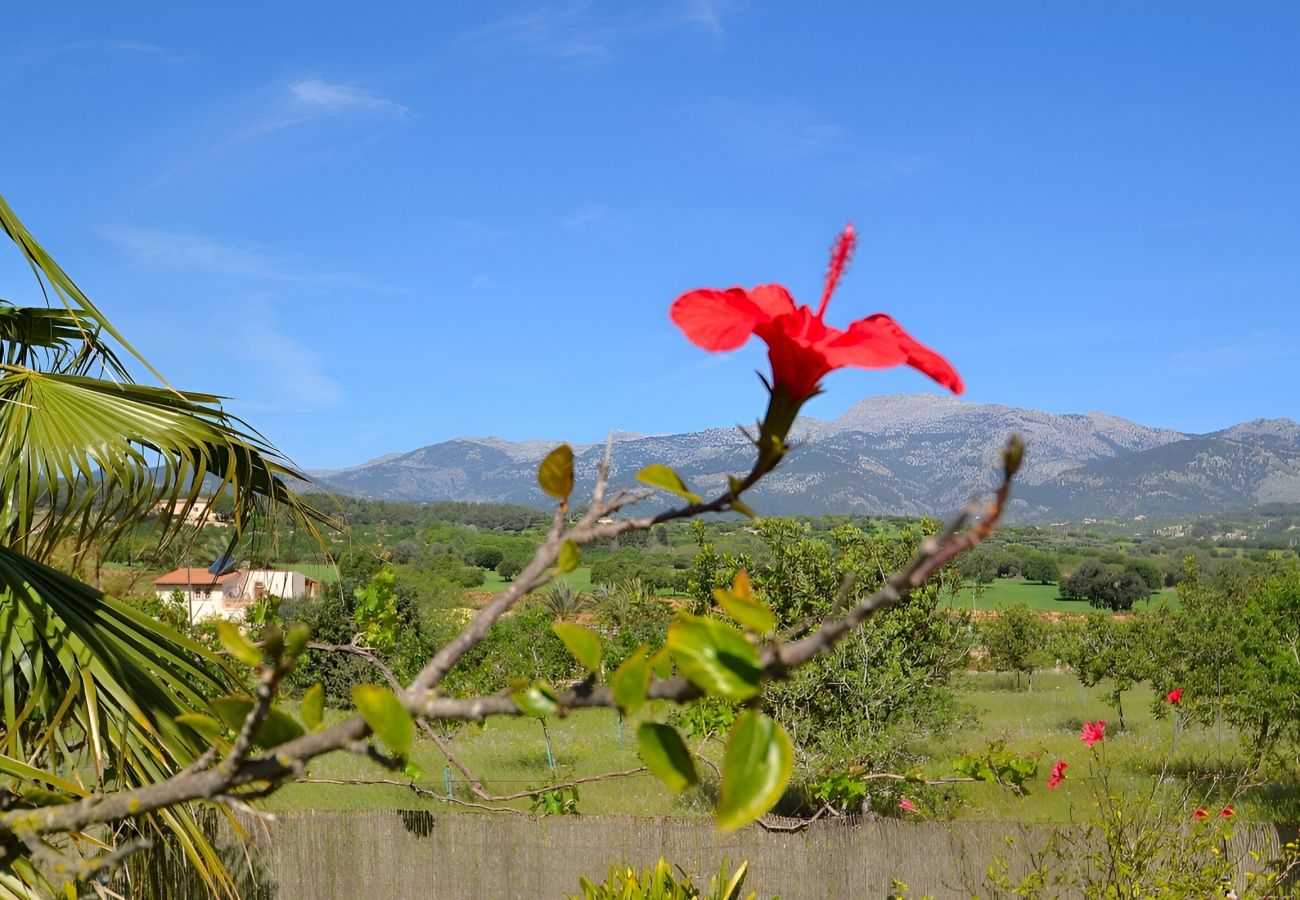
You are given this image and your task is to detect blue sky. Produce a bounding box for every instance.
[1,3,1296,469]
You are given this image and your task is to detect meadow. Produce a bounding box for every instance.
[270,671,1296,823]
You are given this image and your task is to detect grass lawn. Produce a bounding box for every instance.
[271,671,1295,823]
[268,702,694,816]
[942,579,1180,614]
[918,671,1293,822]
[479,567,594,594]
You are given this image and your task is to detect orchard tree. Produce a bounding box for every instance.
[981,603,1048,691]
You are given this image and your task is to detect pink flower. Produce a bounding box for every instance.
[670,225,963,405]
[1165,688,1183,705]
[898,797,919,815]
[1079,720,1106,748]
[1193,807,1210,820]
[1219,805,1235,819]
[1047,760,1067,790]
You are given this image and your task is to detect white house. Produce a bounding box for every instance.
[153,567,320,623]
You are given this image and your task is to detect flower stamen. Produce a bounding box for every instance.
[816,222,856,319]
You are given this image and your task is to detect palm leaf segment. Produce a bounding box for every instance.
[0,194,332,894]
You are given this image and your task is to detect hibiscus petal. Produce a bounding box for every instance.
[669,288,764,351]
[747,284,797,320]
[825,314,964,394]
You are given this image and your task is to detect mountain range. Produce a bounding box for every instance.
[305,395,1300,523]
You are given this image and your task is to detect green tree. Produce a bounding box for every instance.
[981,604,1048,690]
[1022,551,1061,585]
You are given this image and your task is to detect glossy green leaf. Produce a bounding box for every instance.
[301,683,325,732]
[538,444,575,501]
[637,722,699,793]
[215,621,262,667]
[174,713,225,743]
[611,644,651,712]
[211,696,306,748]
[713,570,775,634]
[556,539,581,574]
[716,710,793,832]
[636,464,702,504]
[552,622,602,673]
[511,680,560,718]
[667,614,762,701]
[353,684,414,756]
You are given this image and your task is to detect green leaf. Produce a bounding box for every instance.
[403,759,425,781]
[352,684,414,756]
[511,680,560,718]
[713,570,775,634]
[285,623,312,661]
[175,713,225,743]
[556,539,581,574]
[611,644,652,713]
[667,614,762,701]
[210,696,306,748]
[215,621,262,667]
[637,722,699,793]
[552,622,602,673]
[538,444,575,501]
[301,683,325,732]
[716,710,793,832]
[636,464,702,504]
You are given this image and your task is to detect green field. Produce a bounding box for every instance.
[479,566,595,594]
[942,578,1179,614]
[272,671,1294,823]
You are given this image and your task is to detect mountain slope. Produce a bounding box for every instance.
[307,395,1300,522]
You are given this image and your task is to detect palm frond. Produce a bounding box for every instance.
[0,544,241,895]
[0,366,334,564]
[0,195,146,384]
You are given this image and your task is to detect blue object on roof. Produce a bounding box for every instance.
[208,555,236,576]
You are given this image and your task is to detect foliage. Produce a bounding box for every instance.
[1152,561,1300,760]
[569,858,759,900]
[1062,558,1150,611]
[354,568,401,651]
[980,603,1049,690]
[682,518,970,806]
[538,581,593,621]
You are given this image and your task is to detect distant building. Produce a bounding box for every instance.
[152,499,227,528]
[152,567,320,622]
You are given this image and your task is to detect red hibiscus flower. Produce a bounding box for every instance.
[1079,721,1106,748]
[670,224,963,406]
[1165,688,1183,705]
[1193,807,1210,820]
[1220,805,1235,819]
[898,797,919,814]
[1047,760,1068,790]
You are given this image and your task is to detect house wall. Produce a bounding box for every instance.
[154,587,240,622]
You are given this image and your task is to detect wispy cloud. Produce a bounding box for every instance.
[467,1,741,66]
[562,202,617,230]
[225,298,344,412]
[145,77,408,190]
[101,226,401,293]
[64,39,194,64]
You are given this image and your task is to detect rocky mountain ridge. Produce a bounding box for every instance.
[306,395,1300,522]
